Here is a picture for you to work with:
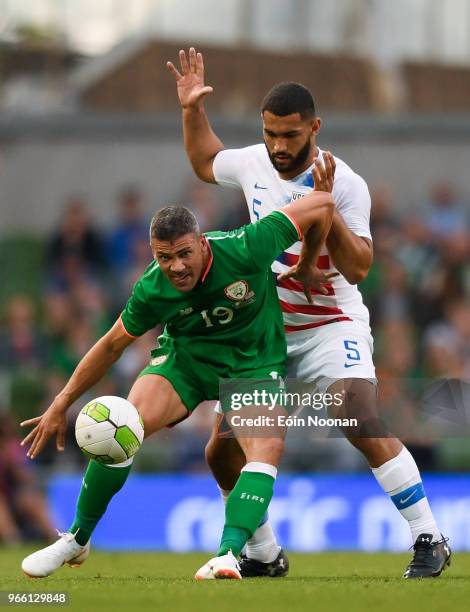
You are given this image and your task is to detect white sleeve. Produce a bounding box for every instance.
[212,148,248,189]
[333,173,372,241]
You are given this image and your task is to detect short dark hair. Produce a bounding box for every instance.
[261,82,316,119]
[150,206,200,241]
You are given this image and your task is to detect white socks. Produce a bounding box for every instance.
[245,522,279,563]
[371,446,441,543]
[219,487,279,563]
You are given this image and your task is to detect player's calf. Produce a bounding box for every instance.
[21,457,134,577]
[201,442,282,583]
[205,417,245,491]
[206,414,287,575]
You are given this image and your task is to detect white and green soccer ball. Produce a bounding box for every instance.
[75,396,144,465]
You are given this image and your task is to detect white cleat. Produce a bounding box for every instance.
[194,550,241,580]
[22,531,90,578]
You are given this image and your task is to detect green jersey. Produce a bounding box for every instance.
[120,210,300,409]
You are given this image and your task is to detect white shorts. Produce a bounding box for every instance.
[286,321,376,392]
[214,321,376,414]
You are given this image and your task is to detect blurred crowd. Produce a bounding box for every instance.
[0,176,469,541]
[366,181,470,389]
[361,181,470,471]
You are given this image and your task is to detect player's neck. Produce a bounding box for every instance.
[201,249,210,272]
[197,241,213,285]
[277,145,319,181]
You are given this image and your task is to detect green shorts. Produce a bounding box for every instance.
[138,342,285,413]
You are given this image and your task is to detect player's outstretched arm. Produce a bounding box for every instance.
[20,319,136,459]
[167,47,224,183]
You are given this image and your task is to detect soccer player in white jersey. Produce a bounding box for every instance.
[167,48,451,579]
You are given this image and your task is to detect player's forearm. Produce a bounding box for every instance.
[326,211,372,284]
[54,337,125,411]
[182,106,224,182]
[298,196,334,267]
[300,224,330,269]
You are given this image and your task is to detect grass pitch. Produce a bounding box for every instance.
[0,548,467,612]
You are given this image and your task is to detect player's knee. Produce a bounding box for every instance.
[245,436,284,465]
[272,437,285,461]
[345,434,396,461]
[342,417,390,442]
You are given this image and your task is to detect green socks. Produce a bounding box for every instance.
[70,460,132,546]
[217,463,276,557]
[70,459,275,555]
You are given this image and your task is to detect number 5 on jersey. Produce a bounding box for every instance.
[252,198,262,220]
[344,339,361,368]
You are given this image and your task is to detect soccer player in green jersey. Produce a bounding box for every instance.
[20,183,334,580]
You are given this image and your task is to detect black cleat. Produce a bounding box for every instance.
[403,533,451,579]
[239,548,289,578]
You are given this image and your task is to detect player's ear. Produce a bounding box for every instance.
[312,117,322,136]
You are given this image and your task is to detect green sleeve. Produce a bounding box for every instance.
[243,210,301,269]
[120,278,160,337]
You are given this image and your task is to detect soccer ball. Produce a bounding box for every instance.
[75,396,144,465]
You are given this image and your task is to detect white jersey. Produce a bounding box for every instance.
[213,144,372,335]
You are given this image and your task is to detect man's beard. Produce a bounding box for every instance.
[265,137,312,174]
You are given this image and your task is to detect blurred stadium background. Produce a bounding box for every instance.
[0,0,469,552]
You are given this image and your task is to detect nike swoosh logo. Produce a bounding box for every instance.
[254,183,268,190]
[399,490,417,504]
[344,363,360,368]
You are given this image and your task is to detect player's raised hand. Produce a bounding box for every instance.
[313,151,336,193]
[20,401,68,460]
[278,263,338,304]
[166,47,214,109]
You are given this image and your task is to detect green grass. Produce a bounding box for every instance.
[0,548,467,612]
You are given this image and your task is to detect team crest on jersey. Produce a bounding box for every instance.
[224,280,250,301]
[150,355,168,366]
[292,191,307,201]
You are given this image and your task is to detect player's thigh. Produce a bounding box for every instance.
[127,374,188,437]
